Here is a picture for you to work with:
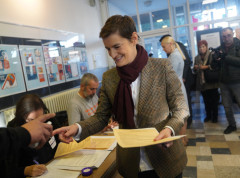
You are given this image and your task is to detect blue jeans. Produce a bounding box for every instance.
[220,83,240,127]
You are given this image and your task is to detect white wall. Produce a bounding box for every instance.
[0,0,108,70]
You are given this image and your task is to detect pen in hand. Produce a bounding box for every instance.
[33,159,39,165]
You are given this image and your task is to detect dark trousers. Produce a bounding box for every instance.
[201,88,219,122]
[185,82,193,127]
[138,170,182,178]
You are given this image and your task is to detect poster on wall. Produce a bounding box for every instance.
[0,44,26,98]
[61,47,80,81]
[19,45,48,91]
[196,28,222,49]
[75,47,89,77]
[43,46,65,86]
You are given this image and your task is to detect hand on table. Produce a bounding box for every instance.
[24,164,47,177]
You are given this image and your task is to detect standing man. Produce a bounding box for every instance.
[215,27,240,134]
[67,73,99,125]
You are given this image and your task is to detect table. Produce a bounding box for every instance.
[78,148,117,178]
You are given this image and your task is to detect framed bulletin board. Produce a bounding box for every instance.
[43,46,65,86]
[196,27,223,48]
[0,44,26,98]
[61,47,81,82]
[19,45,48,91]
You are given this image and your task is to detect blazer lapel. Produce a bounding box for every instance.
[137,59,154,126]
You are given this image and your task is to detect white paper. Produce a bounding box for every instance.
[201,32,221,48]
[49,149,111,171]
[33,166,80,178]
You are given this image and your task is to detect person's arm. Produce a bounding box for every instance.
[155,60,189,141]
[224,55,240,66]
[178,42,192,80]
[0,113,55,160]
[0,127,31,160]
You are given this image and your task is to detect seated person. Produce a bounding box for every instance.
[67,73,118,131]
[6,94,60,178]
[67,73,99,125]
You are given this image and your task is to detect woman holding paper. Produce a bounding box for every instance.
[54,15,189,178]
[5,94,60,178]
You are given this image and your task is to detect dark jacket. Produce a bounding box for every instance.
[177,42,194,88]
[217,37,240,84]
[0,127,31,178]
[5,117,61,178]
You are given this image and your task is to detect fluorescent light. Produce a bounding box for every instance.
[157,19,163,23]
[202,0,218,5]
[162,25,168,28]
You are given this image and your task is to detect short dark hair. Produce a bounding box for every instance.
[99,15,137,40]
[159,34,171,42]
[222,27,233,33]
[14,94,49,126]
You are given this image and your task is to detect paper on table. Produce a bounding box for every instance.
[32,166,80,178]
[113,128,185,148]
[50,149,111,170]
[83,136,116,150]
[54,139,86,158]
[54,136,117,158]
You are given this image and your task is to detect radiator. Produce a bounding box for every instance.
[2,88,79,126]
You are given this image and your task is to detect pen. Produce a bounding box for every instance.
[33,159,39,165]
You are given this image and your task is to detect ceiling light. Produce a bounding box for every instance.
[157,19,163,23]
[202,0,218,5]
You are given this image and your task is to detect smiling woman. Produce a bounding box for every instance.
[53,15,189,178]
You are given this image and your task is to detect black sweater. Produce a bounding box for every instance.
[0,127,31,178]
[5,117,60,178]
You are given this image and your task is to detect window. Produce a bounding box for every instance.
[174,27,192,59]
[189,0,226,23]
[227,0,240,17]
[170,0,188,26]
[137,0,169,31]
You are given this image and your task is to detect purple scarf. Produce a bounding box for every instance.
[112,44,148,128]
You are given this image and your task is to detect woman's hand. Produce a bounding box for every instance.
[199,65,210,70]
[194,65,199,70]
[154,128,173,149]
[101,119,119,132]
[24,164,47,177]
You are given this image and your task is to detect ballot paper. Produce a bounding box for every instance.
[33,166,80,178]
[54,136,116,158]
[49,149,111,171]
[113,128,185,148]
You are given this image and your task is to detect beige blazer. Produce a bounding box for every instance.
[79,58,189,178]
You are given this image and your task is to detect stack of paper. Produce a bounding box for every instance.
[113,128,185,148]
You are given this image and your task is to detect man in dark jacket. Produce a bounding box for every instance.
[0,113,54,178]
[160,35,194,128]
[215,27,240,134]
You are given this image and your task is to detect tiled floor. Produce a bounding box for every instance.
[183,91,240,178]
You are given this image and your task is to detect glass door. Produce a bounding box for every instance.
[140,31,171,59]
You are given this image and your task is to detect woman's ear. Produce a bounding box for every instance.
[131,32,138,44]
